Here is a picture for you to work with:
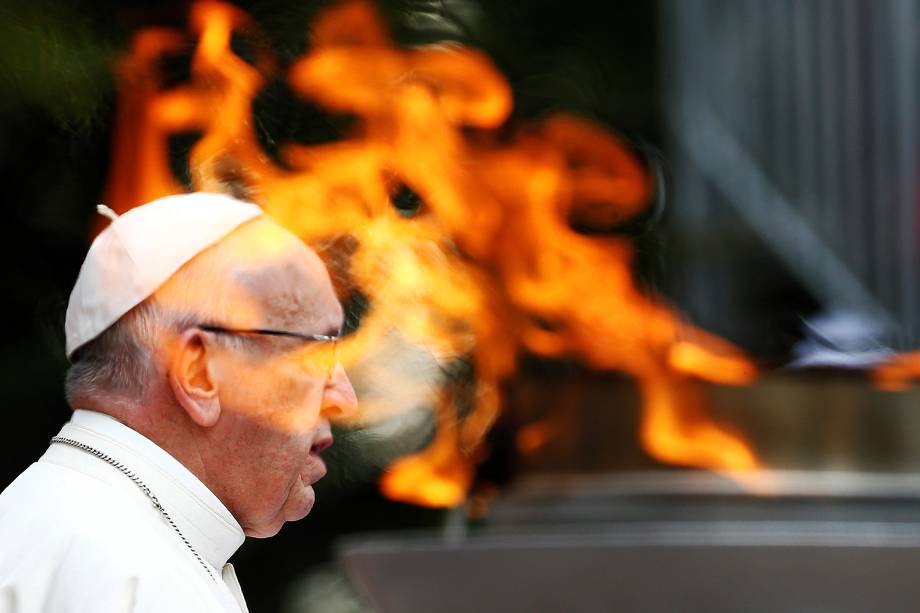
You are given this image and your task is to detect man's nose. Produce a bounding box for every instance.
[320,362,358,421]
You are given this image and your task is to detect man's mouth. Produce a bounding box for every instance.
[302,434,333,484]
[303,465,326,487]
[311,434,334,455]
[305,453,329,484]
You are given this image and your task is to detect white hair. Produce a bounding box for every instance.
[64,300,184,405]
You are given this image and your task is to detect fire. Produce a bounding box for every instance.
[101,0,759,508]
[873,352,920,391]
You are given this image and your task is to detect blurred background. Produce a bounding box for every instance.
[4,0,920,611]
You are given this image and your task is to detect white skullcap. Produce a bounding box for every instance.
[65,192,263,359]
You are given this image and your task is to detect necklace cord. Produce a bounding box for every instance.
[50,436,217,582]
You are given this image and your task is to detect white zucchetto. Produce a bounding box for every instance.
[65,192,263,358]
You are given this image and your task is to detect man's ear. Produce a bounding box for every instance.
[168,328,221,428]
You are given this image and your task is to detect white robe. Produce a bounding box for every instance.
[0,410,249,612]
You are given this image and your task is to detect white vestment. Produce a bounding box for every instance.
[0,410,249,612]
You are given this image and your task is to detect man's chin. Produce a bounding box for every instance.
[244,524,281,538]
[243,478,316,538]
[284,479,316,522]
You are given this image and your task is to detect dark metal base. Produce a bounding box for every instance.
[339,471,920,613]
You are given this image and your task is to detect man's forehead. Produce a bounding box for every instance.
[231,250,342,331]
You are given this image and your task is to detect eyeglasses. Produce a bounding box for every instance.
[197,324,341,378]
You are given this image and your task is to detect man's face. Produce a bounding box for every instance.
[205,239,355,538]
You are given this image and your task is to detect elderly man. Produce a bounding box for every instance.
[0,193,358,612]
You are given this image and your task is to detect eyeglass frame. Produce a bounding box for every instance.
[196,324,342,378]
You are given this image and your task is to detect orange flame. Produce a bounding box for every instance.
[101,0,759,508]
[873,351,920,391]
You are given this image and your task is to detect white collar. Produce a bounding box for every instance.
[45,409,245,570]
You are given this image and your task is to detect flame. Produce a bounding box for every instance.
[379,392,473,507]
[872,351,920,391]
[101,0,760,508]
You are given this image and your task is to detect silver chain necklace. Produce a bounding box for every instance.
[50,436,217,582]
